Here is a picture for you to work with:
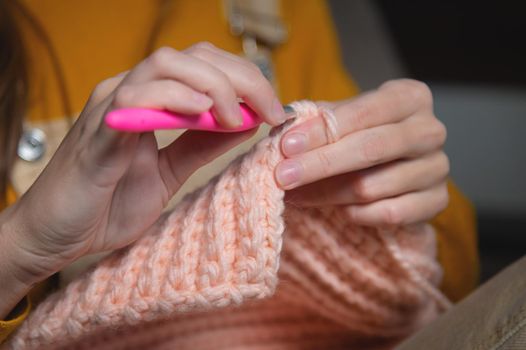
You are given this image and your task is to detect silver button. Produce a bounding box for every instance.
[18,128,46,162]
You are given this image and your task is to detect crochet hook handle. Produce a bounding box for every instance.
[105,103,262,133]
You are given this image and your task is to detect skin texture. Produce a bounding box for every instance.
[0,45,449,319]
[277,79,449,228]
[0,43,284,318]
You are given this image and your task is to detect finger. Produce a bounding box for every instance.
[102,133,165,243]
[184,43,285,126]
[84,79,214,183]
[275,117,446,189]
[74,71,132,140]
[123,46,243,128]
[346,183,449,227]
[157,128,258,197]
[84,73,212,176]
[285,151,449,207]
[111,79,213,114]
[82,73,128,115]
[281,79,435,156]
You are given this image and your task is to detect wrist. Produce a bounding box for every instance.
[4,194,92,288]
[0,199,68,292]
[0,205,35,319]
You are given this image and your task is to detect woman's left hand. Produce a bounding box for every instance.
[276,79,449,227]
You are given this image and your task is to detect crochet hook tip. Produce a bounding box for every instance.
[283,104,296,123]
[283,104,295,115]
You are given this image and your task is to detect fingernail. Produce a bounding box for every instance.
[276,160,303,188]
[272,98,286,124]
[282,132,307,156]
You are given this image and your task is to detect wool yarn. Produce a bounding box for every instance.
[8,101,450,350]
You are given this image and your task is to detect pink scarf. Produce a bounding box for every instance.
[9,101,450,350]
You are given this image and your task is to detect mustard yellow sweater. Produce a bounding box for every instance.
[1,0,478,342]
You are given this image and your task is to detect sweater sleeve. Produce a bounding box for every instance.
[0,298,30,344]
[0,187,30,344]
[432,182,479,301]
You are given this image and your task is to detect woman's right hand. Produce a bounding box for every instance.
[0,43,285,292]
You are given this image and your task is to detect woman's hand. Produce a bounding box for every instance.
[276,79,449,227]
[1,43,285,287]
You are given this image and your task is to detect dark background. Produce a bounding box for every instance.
[376,1,526,86]
[329,0,526,282]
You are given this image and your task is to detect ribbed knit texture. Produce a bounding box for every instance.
[8,101,451,350]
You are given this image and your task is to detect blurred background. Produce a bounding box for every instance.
[329,0,526,281]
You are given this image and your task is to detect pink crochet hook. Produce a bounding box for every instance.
[105,103,263,133]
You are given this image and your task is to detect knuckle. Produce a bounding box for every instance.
[361,132,387,165]
[193,41,215,50]
[345,101,374,130]
[382,203,403,226]
[424,118,447,147]
[434,119,448,144]
[210,68,230,88]
[93,80,111,96]
[383,79,433,107]
[161,84,179,102]
[352,176,377,203]
[232,53,262,73]
[346,206,359,223]
[316,150,335,178]
[437,185,450,212]
[90,78,114,103]
[187,46,211,60]
[149,46,176,70]
[379,79,399,91]
[440,152,451,176]
[407,80,433,106]
[244,69,269,92]
[113,86,135,108]
[432,151,450,179]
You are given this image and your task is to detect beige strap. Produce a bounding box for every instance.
[224,0,287,46]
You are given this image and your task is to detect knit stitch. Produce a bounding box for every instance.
[7,101,450,350]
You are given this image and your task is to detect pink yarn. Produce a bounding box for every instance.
[7,101,450,350]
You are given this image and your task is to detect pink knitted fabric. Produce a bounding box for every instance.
[8,101,451,350]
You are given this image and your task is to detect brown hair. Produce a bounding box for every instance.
[0,0,169,208]
[0,0,74,208]
[0,0,28,208]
